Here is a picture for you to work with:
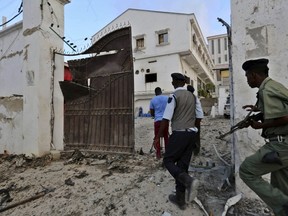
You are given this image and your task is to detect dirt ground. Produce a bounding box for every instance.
[0,116,273,216]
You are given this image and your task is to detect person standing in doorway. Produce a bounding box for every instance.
[150,87,169,159]
[155,73,199,210]
[239,58,288,215]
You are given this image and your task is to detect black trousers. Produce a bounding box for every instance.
[163,131,196,192]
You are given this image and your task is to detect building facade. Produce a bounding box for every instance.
[91,9,215,114]
[207,34,229,115]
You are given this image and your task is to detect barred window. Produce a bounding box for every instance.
[136,38,144,49]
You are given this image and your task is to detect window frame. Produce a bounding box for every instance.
[218,38,221,54]
[155,28,169,46]
[133,34,146,51]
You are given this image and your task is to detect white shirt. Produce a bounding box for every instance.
[162,87,204,132]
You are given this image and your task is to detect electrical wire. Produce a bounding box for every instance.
[0,10,23,28]
[0,1,23,28]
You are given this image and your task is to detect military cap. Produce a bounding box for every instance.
[242,58,269,71]
[171,73,186,81]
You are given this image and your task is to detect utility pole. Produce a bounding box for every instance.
[217,18,235,167]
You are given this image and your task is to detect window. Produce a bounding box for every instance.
[156,29,169,45]
[225,54,228,62]
[211,40,214,54]
[133,34,145,51]
[136,38,144,49]
[145,73,157,83]
[218,39,221,54]
[218,57,221,64]
[158,32,168,44]
[224,38,227,50]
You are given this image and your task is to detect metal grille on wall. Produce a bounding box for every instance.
[60,27,134,153]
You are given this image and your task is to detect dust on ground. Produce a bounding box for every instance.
[0,117,272,216]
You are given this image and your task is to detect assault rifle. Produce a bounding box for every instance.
[216,111,263,139]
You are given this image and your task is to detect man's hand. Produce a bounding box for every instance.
[250,119,263,129]
[242,105,259,112]
[195,118,201,130]
[238,120,252,129]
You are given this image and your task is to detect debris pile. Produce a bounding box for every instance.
[0,117,273,215]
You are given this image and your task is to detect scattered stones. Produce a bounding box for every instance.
[0,117,273,216]
[64,178,75,186]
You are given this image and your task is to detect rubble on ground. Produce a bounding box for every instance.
[0,117,273,216]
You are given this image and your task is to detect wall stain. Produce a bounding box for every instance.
[23,44,29,61]
[246,26,269,58]
[23,26,40,36]
[0,97,23,125]
[26,70,35,86]
[0,96,23,113]
[0,50,23,61]
[252,6,259,14]
[0,113,13,123]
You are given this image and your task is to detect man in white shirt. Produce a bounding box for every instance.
[155,73,202,210]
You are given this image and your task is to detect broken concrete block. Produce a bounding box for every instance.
[50,150,61,160]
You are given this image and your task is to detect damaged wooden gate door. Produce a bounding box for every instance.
[60,27,134,153]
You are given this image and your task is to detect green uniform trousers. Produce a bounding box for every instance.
[239,139,288,215]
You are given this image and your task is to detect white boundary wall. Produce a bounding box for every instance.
[0,0,69,156]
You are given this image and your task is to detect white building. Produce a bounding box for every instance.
[231,0,288,198]
[91,9,215,114]
[207,34,229,115]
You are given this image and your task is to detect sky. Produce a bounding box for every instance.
[1,0,230,55]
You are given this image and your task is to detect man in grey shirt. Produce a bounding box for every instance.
[155,73,200,210]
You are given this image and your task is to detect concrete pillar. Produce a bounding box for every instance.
[22,0,69,156]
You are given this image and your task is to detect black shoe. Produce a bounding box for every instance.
[178,172,199,202]
[168,193,186,210]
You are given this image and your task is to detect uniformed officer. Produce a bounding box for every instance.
[155,73,200,210]
[239,58,288,215]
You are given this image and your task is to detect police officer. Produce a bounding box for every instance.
[239,58,288,215]
[155,73,200,210]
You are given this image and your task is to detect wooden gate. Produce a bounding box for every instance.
[61,27,134,153]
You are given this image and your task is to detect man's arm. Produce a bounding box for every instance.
[154,94,175,141]
[150,109,155,117]
[149,99,155,117]
[251,115,288,129]
[195,97,203,130]
[156,119,169,139]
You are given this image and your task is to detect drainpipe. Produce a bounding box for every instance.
[217,18,235,168]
